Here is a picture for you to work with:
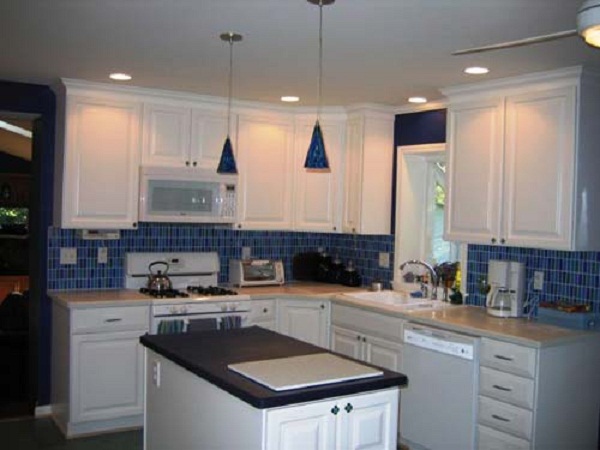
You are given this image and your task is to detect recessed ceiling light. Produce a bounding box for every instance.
[408,97,428,104]
[109,73,132,81]
[464,66,489,75]
[281,96,300,103]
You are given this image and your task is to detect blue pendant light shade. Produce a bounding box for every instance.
[304,121,329,169]
[217,136,238,174]
[305,0,334,170]
[217,32,242,174]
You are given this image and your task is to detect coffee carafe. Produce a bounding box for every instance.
[485,260,525,318]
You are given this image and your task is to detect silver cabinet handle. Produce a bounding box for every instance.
[492,414,510,422]
[494,354,514,361]
[104,318,122,323]
[492,384,512,392]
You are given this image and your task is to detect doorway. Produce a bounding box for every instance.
[0,116,35,418]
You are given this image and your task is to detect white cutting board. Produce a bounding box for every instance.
[228,353,383,391]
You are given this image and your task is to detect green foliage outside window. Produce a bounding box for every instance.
[0,208,29,225]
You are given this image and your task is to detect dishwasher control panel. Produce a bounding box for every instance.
[404,327,476,360]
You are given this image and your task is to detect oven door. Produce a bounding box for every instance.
[151,312,250,334]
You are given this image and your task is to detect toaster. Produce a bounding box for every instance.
[229,259,285,287]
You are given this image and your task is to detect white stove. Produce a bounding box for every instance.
[125,252,251,334]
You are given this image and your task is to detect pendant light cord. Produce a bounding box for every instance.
[317,1,323,123]
[227,35,234,138]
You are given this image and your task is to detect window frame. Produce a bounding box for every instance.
[393,143,467,291]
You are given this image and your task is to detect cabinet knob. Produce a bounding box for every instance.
[185,161,190,166]
[344,403,353,413]
[362,337,366,342]
[192,161,197,167]
[237,224,242,229]
[263,308,268,313]
[500,238,506,244]
[331,405,340,415]
[352,228,356,233]
[132,222,137,228]
[356,335,361,341]
[333,226,337,231]
[320,304,325,309]
[491,238,497,244]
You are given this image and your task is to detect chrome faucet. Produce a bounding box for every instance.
[399,259,438,300]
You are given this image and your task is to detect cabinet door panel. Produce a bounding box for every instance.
[445,100,504,243]
[364,335,402,372]
[342,116,363,233]
[293,119,344,232]
[142,103,191,166]
[278,300,328,349]
[341,389,399,450]
[62,96,141,228]
[71,331,144,423]
[237,115,294,229]
[504,87,575,249]
[331,326,363,361]
[190,109,229,168]
[266,401,337,450]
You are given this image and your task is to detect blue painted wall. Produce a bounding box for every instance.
[0,80,55,406]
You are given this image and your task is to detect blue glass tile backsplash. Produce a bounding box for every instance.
[47,224,394,290]
[466,245,600,313]
[48,224,600,313]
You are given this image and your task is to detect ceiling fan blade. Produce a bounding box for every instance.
[453,29,578,55]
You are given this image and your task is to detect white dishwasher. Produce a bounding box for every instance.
[400,322,479,450]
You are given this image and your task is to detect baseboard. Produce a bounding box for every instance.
[35,405,52,417]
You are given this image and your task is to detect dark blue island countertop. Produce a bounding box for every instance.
[140,326,408,409]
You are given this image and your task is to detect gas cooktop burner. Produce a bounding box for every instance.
[139,288,190,299]
[186,285,238,296]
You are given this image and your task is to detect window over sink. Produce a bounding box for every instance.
[393,143,464,287]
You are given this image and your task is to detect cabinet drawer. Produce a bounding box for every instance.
[478,425,530,450]
[480,338,536,378]
[250,300,276,322]
[478,396,532,441]
[479,367,535,410]
[72,306,150,334]
[331,303,403,343]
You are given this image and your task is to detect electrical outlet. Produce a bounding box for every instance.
[533,271,544,290]
[60,247,77,265]
[378,252,390,268]
[241,246,252,259]
[97,247,108,264]
[152,360,161,387]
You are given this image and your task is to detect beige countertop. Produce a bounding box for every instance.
[49,284,599,348]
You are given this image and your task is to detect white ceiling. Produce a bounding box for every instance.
[1,0,599,107]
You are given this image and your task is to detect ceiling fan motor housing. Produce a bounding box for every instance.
[577,0,600,46]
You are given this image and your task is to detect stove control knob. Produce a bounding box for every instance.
[169,306,178,314]
[180,305,189,315]
[230,303,238,311]
[221,304,227,312]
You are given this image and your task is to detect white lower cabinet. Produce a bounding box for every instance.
[51,302,149,437]
[249,299,277,331]
[277,299,330,348]
[330,304,403,372]
[477,337,600,449]
[265,389,399,450]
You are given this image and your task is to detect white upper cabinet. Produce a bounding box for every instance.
[236,112,295,230]
[54,82,142,229]
[142,100,229,169]
[443,66,600,250]
[343,107,395,235]
[293,116,345,233]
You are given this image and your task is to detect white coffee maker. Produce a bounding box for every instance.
[486,260,526,318]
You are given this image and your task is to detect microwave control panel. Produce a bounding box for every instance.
[220,184,237,219]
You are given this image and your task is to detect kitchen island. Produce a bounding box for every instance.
[140,326,407,450]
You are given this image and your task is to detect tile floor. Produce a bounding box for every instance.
[0,417,142,450]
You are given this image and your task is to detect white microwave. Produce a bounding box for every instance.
[139,167,237,223]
